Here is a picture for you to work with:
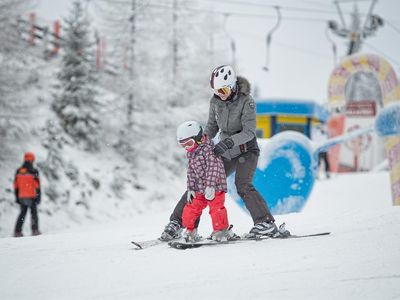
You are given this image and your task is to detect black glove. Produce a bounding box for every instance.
[213,138,234,156]
[15,190,20,204]
[35,191,41,205]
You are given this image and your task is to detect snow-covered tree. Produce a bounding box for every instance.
[93,0,225,110]
[53,0,100,151]
[0,1,24,95]
[0,0,30,140]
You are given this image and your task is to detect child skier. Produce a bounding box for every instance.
[176,121,237,242]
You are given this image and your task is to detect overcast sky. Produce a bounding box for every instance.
[33,0,400,104]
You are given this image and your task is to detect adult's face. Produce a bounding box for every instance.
[214,86,232,101]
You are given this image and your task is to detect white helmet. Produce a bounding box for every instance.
[176,121,203,142]
[210,65,237,90]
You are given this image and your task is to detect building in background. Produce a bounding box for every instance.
[255,99,329,139]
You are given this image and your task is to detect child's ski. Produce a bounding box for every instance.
[131,239,164,250]
[168,232,331,250]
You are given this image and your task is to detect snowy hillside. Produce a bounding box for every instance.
[1,0,220,238]
[0,51,210,238]
[1,171,399,300]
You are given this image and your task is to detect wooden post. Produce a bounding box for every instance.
[29,13,36,45]
[96,36,106,70]
[52,20,60,55]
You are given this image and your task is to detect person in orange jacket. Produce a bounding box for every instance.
[13,152,41,237]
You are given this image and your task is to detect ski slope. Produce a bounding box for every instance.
[1,171,400,300]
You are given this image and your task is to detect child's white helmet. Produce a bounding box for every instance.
[176,121,203,142]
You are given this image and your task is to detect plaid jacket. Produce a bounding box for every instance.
[186,137,227,194]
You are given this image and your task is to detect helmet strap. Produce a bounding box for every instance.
[222,86,238,103]
[198,134,206,145]
[193,127,203,143]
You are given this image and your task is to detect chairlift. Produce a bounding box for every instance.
[263,6,281,72]
[325,24,338,66]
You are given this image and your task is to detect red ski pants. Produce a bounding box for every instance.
[182,191,229,231]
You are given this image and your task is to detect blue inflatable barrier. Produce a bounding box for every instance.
[228,103,400,215]
[375,102,400,137]
[228,131,315,215]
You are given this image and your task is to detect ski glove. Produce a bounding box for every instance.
[14,190,20,204]
[35,190,41,204]
[186,190,196,204]
[213,138,234,156]
[204,187,215,201]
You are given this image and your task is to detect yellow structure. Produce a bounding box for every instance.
[256,99,329,138]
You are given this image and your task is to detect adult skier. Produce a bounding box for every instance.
[13,152,41,237]
[160,65,277,241]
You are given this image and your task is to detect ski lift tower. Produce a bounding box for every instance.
[328,0,384,56]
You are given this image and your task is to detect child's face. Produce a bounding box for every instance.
[179,138,198,153]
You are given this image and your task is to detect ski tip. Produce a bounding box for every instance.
[289,232,331,239]
[131,241,143,249]
[310,232,331,236]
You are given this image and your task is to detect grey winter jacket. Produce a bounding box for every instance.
[204,76,259,160]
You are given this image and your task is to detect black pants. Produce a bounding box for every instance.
[170,151,275,226]
[318,151,330,173]
[15,202,39,233]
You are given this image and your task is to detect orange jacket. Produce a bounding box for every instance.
[13,164,40,200]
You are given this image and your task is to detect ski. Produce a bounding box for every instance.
[131,232,331,250]
[168,232,331,250]
[131,239,165,250]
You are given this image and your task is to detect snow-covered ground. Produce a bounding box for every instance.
[1,171,399,300]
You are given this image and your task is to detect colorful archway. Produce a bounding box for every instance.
[327,53,400,205]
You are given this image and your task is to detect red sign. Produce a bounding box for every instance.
[345,101,376,117]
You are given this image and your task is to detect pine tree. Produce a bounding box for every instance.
[53,0,100,151]
[0,1,33,153]
[0,0,25,99]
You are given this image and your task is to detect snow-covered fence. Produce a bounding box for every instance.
[15,13,120,76]
[17,13,61,58]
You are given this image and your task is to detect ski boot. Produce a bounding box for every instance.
[210,225,239,242]
[183,228,201,243]
[32,229,41,236]
[160,220,183,241]
[14,231,23,238]
[248,221,278,237]
[273,223,291,238]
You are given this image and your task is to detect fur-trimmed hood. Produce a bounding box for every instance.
[236,76,251,96]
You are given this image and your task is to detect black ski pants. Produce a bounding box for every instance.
[169,151,275,227]
[15,202,39,233]
[318,151,330,173]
